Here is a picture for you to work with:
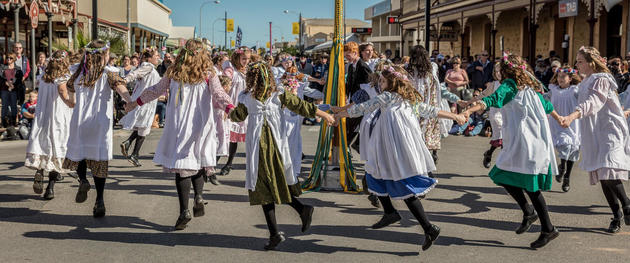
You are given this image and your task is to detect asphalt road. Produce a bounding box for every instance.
[1,126,629,262]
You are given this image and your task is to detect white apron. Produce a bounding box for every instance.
[25,75,73,171]
[152,80,217,171]
[548,84,580,148]
[495,87,557,175]
[120,62,161,131]
[239,90,296,190]
[229,70,248,135]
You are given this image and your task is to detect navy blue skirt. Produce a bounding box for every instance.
[366,173,437,200]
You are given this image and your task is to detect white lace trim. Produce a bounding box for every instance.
[24,153,66,172]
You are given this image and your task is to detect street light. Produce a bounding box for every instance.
[283,10,303,53]
[212,17,224,48]
[199,0,221,39]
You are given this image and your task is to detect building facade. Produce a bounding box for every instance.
[364,0,403,57]
[302,18,370,48]
[389,0,629,65]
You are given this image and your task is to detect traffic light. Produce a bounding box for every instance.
[387,16,399,24]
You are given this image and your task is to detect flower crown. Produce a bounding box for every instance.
[280,56,293,63]
[85,41,110,54]
[555,67,577,74]
[383,66,408,81]
[502,52,527,70]
[235,47,249,54]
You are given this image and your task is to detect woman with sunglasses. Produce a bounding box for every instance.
[0,53,24,140]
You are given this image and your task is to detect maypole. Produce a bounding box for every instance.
[302,0,359,192]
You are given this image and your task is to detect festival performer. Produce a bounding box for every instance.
[407,45,461,177]
[279,66,324,177]
[25,50,73,200]
[207,74,236,186]
[228,61,335,250]
[216,47,251,176]
[125,39,222,230]
[462,53,562,249]
[560,46,630,233]
[467,63,504,168]
[333,65,465,251]
[547,66,582,192]
[119,47,162,167]
[59,40,132,218]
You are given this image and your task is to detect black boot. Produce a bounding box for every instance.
[218,165,232,176]
[556,160,566,183]
[120,140,131,159]
[516,212,539,234]
[422,224,441,251]
[93,199,106,218]
[367,194,380,208]
[175,210,192,230]
[607,218,622,233]
[482,150,492,168]
[193,196,205,217]
[562,177,570,192]
[75,179,91,203]
[624,206,630,226]
[33,169,44,194]
[299,205,314,232]
[530,227,559,249]
[129,154,141,167]
[43,173,56,200]
[372,212,401,229]
[264,232,286,250]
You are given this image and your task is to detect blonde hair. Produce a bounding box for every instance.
[43,50,70,83]
[218,75,232,88]
[245,61,276,100]
[577,46,610,74]
[380,65,422,104]
[500,54,542,91]
[165,39,213,84]
[68,40,109,90]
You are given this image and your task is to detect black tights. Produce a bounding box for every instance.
[378,196,432,232]
[600,180,630,218]
[502,184,553,232]
[261,198,306,237]
[487,145,498,155]
[175,171,205,213]
[76,160,106,202]
[223,142,238,167]
[559,159,575,178]
[126,131,145,156]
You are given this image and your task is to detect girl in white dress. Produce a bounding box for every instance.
[228,61,335,250]
[59,40,132,218]
[208,75,235,186]
[561,46,630,233]
[547,66,582,192]
[25,50,73,200]
[334,65,466,251]
[462,53,563,249]
[467,64,504,168]
[217,47,251,176]
[119,48,162,167]
[125,39,221,230]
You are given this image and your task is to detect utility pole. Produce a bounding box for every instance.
[224,11,227,49]
[425,0,430,53]
[127,0,131,53]
[92,0,98,39]
[298,12,303,52]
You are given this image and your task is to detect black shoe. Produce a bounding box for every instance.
[367,194,380,208]
[482,150,492,168]
[561,178,570,192]
[218,165,232,176]
[516,212,539,234]
[51,171,64,182]
[193,197,205,217]
[206,173,220,186]
[120,140,131,158]
[623,206,630,226]
[33,170,44,194]
[129,154,141,167]
[372,212,401,229]
[432,152,439,165]
[264,232,286,250]
[300,205,314,232]
[175,210,192,230]
[422,224,441,251]
[428,172,435,178]
[93,200,106,218]
[75,180,91,203]
[530,227,559,249]
[556,165,566,183]
[607,218,621,233]
[43,185,55,200]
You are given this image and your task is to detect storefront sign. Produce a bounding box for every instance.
[559,0,578,18]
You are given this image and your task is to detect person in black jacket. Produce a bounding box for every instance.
[344,41,379,208]
[0,53,24,140]
[466,50,493,90]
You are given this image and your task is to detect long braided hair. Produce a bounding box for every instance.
[245,61,276,101]
[67,40,109,90]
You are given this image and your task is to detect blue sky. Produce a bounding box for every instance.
[163,0,382,47]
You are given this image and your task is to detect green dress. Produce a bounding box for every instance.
[229,91,317,205]
[481,79,555,192]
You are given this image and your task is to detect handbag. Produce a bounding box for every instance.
[460,84,474,101]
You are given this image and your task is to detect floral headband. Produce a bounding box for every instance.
[502,52,527,70]
[280,56,293,63]
[578,46,607,63]
[85,41,110,54]
[383,66,408,81]
[555,68,577,74]
[235,47,249,54]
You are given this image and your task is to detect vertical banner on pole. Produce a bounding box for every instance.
[235,26,242,47]
[302,0,359,192]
